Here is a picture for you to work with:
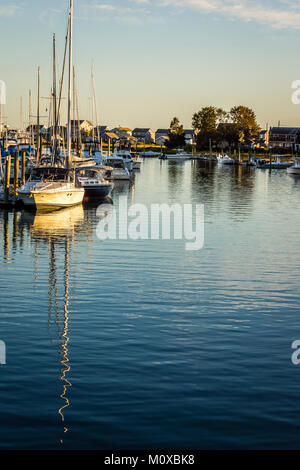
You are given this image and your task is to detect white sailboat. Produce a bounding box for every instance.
[18,0,84,210]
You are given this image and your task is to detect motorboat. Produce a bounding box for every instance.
[103,157,131,180]
[166,150,193,161]
[76,166,113,201]
[217,154,235,165]
[287,158,300,175]
[18,167,84,210]
[138,150,161,158]
[111,150,133,171]
[256,155,294,169]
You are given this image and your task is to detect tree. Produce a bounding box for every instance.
[192,106,227,149]
[165,117,185,149]
[229,106,260,145]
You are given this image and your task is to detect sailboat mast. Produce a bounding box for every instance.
[53,33,57,162]
[67,0,73,169]
[37,66,41,164]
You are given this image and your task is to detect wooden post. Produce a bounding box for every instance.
[14,151,19,193]
[22,151,26,186]
[108,138,111,156]
[100,137,103,154]
[4,155,11,202]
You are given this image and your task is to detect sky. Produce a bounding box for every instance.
[1,0,300,130]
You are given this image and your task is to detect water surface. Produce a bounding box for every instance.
[0,159,300,449]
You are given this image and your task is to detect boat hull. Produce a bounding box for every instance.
[287,167,300,175]
[83,184,113,201]
[19,188,84,210]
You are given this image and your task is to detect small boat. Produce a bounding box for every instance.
[166,150,192,161]
[103,157,131,180]
[256,155,294,169]
[76,166,113,200]
[287,158,300,175]
[138,150,161,158]
[217,154,235,165]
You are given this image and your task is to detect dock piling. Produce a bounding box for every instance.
[4,155,11,203]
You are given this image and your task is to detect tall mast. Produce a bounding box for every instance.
[29,89,33,147]
[37,66,41,163]
[67,0,73,169]
[53,33,57,162]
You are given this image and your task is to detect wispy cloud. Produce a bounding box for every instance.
[160,0,300,29]
[0,4,22,16]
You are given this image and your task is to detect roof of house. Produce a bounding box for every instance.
[132,128,152,133]
[156,129,170,134]
[117,127,132,132]
[270,127,300,134]
[105,132,119,139]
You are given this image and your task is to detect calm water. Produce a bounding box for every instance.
[1,159,300,450]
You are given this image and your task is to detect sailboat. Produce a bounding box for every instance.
[18,0,84,211]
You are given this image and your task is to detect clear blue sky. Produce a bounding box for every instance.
[1,0,300,130]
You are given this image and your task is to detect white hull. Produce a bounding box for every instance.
[287,166,300,175]
[19,184,84,210]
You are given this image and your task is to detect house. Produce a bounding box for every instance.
[132,128,155,144]
[70,120,93,138]
[111,127,132,139]
[257,129,269,148]
[184,129,196,145]
[268,127,300,150]
[94,125,108,137]
[46,125,67,141]
[101,131,120,143]
[155,129,170,145]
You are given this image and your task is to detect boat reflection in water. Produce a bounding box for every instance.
[21,205,85,445]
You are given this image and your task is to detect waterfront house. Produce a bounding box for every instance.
[184,129,196,145]
[155,129,170,145]
[268,127,300,150]
[111,127,132,139]
[132,128,155,144]
[257,129,269,148]
[71,120,93,138]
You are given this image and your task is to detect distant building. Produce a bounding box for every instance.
[184,129,196,145]
[132,128,155,144]
[94,125,108,137]
[257,129,269,148]
[155,129,170,145]
[269,127,300,150]
[101,131,120,143]
[111,127,132,139]
[71,120,93,138]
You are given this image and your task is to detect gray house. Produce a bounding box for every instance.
[132,128,155,144]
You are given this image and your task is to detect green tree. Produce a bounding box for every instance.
[192,106,227,149]
[165,117,185,149]
[229,106,260,145]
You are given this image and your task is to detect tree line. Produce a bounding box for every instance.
[166,106,260,150]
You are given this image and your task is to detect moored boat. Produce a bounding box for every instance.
[287,158,300,175]
[217,154,235,165]
[76,166,113,200]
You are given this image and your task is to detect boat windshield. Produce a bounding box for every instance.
[30,167,73,182]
